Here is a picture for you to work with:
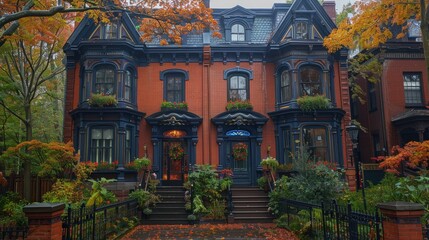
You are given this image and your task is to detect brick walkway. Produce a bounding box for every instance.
[121,223,298,240]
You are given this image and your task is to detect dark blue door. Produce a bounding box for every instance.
[227,140,251,185]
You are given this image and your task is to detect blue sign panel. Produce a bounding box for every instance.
[226,130,251,136]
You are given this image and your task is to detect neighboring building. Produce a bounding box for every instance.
[352,19,429,164]
[63,0,355,187]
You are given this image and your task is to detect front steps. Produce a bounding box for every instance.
[144,186,188,225]
[143,186,273,224]
[231,186,274,223]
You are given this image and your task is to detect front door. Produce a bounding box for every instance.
[162,141,188,185]
[228,141,251,185]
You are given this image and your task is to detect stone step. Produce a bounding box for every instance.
[152,206,187,213]
[233,216,274,223]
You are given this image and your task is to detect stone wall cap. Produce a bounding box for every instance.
[378,201,424,211]
[23,203,65,213]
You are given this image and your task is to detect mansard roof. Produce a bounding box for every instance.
[269,0,337,45]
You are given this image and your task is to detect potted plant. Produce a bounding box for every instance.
[169,143,185,161]
[261,157,279,171]
[88,93,117,107]
[232,143,248,161]
[296,95,330,111]
[161,101,188,111]
[225,100,253,111]
[134,157,151,170]
[187,214,197,224]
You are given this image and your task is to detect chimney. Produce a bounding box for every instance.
[203,0,210,8]
[322,1,336,23]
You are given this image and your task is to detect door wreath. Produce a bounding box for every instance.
[169,143,184,161]
[232,142,248,161]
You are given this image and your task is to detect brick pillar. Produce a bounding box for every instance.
[378,202,424,240]
[23,203,65,240]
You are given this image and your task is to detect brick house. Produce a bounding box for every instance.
[351,20,429,165]
[63,0,354,187]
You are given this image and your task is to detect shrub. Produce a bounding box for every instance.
[297,95,330,111]
[0,192,28,227]
[268,176,289,216]
[128,189,160,210]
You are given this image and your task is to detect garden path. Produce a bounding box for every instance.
[121,223,297,240]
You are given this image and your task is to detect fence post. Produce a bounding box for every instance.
[23,202,65,240]
[378,202,424,240]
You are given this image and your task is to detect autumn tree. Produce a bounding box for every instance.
[379,140,429,174]
[0,0,220,47]
[323,0,429,80]
[0,13,70,200]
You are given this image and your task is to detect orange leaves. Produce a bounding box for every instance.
[324,0,421,53]
[380,141,429,174]
[135,0,220,45]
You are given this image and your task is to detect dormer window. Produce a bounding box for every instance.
[231,24,245,42]
[102,23,118,39]
[295,22,308,39]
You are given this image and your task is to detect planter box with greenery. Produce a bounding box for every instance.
[88,94,117,107]
[160,101,188,111]
[296,95,330,111]
[225,100,253,111]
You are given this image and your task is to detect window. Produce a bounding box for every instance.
[165,73,185,102]
[94,67,115,95]
[403,72,423,106]
[228,75,248,101]
[300,66,321,96]
[295,22,308,39]
[231,24,245,42]
[280,70,292,102]
[125,128,131,164]
[302,126,330,162]
[282,128,292,163]
[372,134,381,156]
[400,128,419,146]
[90,128,114,163]
[368,82,377,111]
[124,70,133,102]
[102,23,118,39]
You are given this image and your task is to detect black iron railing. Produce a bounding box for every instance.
[280,199,382,240]
[62,199,139,240]
[0,226,28,240]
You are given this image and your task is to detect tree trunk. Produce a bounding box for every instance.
[23,103,33,201]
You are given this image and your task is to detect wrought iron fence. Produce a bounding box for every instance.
[424,223,429,240]
[62,199,139,240]
[0,226,28,240]
[279,199,382,240]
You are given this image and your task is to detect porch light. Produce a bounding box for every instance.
[345,123,359,144]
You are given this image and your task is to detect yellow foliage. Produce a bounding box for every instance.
[324,0,421,53]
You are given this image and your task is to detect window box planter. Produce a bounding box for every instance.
[88,94,117,108]
[160,101,188,111]
[226,100,253,111]
[296,95,330,111]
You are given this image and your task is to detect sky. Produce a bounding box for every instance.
[211,0,354,13]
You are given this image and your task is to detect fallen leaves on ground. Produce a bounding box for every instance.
[121,223,298,240]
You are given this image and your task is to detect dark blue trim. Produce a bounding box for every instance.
[160,69,189,81]
[223,67,254,80]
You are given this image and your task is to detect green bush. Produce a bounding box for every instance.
[0,192,28,227]
[297,95,330,111]
[268,176,289,216]
[128,189,160,210]
[287,163,346,204]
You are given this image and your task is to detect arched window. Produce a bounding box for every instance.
[94,66,116,95]
[231,24,245,42]
[228,75,248,101]
[280,70,292,102]
[299,66,322,96]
